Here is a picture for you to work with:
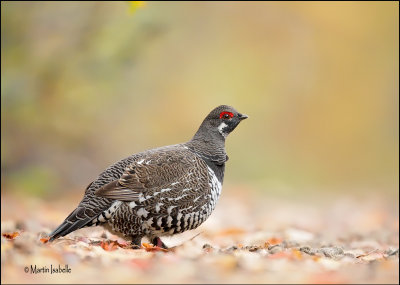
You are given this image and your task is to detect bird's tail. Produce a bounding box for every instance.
[48,207,93,241]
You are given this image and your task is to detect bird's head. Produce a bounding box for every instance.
[194,105,249,140]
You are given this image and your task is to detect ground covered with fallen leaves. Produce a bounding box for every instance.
[1,188,399,284]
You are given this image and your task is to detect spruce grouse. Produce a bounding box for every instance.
[49,105,248,248]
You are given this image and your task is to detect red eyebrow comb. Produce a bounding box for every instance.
[219,111,234,119]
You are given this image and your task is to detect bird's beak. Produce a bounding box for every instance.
[238,113,249,120]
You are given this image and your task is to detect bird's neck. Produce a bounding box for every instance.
[185,125,228,166]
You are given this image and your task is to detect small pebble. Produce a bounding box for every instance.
[320,247,344,258]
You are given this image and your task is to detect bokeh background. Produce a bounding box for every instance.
[1,1,398,201]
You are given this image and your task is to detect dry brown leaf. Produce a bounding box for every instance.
[100,240,123,251]
[2,232,20,240]
[141,242,152,249]
[357,250,385,261]
[356,249,378,259]
[40,237,50,244]
[141,242,168,252]
[265,237,283,247]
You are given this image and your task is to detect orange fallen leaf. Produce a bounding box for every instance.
[265,237,283,247]
[40,237,50,244]
[2,232,20,240]
[141,242,168,252]
[100,240,120,251]
[141,242,152,249]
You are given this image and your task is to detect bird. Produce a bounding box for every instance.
[48,105,248,248]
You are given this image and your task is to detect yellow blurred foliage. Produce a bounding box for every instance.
[128,1,146,14]
[1,2,398,198]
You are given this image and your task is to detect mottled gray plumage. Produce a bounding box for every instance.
[49,105,248,248]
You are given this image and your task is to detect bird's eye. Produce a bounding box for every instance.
[219,111,234,119]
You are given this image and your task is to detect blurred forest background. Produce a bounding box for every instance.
[1,2,398,201]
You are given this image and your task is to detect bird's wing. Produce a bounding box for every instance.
[94,150,198,201]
